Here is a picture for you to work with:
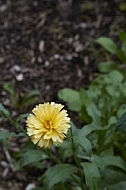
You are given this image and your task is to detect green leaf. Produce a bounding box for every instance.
[91,155,105,171]
[103,156,126,173]
[108,181,126,190]
[81,120,114,137]
[79,89,93,123]
[117,104,126,118]
[119,31,126,42]
[80,124,102,137]
[0,131,24,141]
[0,103,10,119]
[43,164,77,190]
[104,70,123,84]
[106,85,120,98]
[33,187,45,190]
[119,3,126,11]
[59,123,80,159]
[16,113,29,122]
[107,116,117,127]
[3,83,18,106]
[87,103,101,122]
[98,61,119,73]
[55,182,73,190]
[116,113,126,132]
[79,88,101,123]
[20,90,40,108]
[80,105,92,123]
[0,131,17,140]
[96,37,118,54]
[116,49,126,62]
[22,90,40,100]
[102,168,126,188]
[79,88,91,107]
[81,162,101,190]
[58,88,81,111]
[3,83,15,96]
[121,82,126,96]
[19,149,47,167]
[73,136,92,155]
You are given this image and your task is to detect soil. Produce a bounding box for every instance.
[0,0,125,189]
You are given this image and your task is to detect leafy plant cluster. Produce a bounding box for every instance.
[58,69,126,189]
[95,31,126,74]
[0,32,126,190]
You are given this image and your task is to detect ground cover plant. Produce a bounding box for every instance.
[96,31,126,74]
[0,32,126,189]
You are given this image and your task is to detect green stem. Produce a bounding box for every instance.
[70,128,86,190]
[7,116,27,135]
[44,149,61,164]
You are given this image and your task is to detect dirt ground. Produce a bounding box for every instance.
[0,0,126,189]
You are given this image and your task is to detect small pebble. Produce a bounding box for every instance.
[38,57,43,63]
[25,183,35,190]
[10,65,21,72]
[1,161,9,168]
[80,22,87,29]
[16,73,24,81]
[0,57,5,64]
[65,54,72,61]
[2,168,9,178]
[67,37,73,44]
[0,4,7,12]
[31,57,36,64]
[54,54,60,59]
[39,40,45,52]
[73,41,84,52]
[44,60,50,67]
[45,85,50,90]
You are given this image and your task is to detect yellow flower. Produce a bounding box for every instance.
[26,102,71,148]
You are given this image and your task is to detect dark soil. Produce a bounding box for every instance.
[0,0,125,189]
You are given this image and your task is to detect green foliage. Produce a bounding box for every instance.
[96,32,126,75]
[96,37,118,54]
[0,102,11,119]
[19,149,48,168]
[116,112,126,132]
[58,68,126,189]
[1,34,126,190]
[108,181,126,190]
[0,131,19,140]
[43,164,77,190]
[58,88,81,111]
[98,61,119,73]
[102,169,126,189]
[3,82,40,111]
[81,162,101,190]
[119,3,126,11]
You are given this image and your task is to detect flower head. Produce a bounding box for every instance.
[26,102,71,148]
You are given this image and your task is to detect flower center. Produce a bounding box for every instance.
[44,120,53,130]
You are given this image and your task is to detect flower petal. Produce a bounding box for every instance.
[26,102,71,148]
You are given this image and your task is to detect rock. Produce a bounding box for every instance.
[44,60,50,67]
[16,73,24,81]
[38,57,43,63]
[0,57,5,64]
[25,183,35,190]
[73,41,84,52]
[10,65,21,72]
[54,54,60,59]
[0,4,7,12]
[39,40,45,52]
